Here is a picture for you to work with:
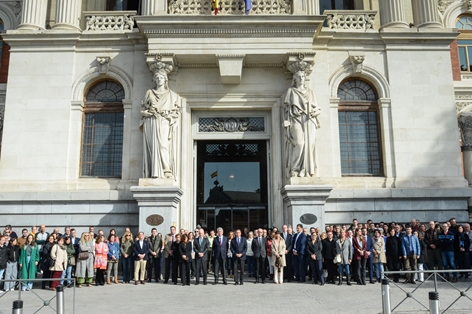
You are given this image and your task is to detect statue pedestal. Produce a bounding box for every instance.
[281,185,333,230]
[131,183,182,233]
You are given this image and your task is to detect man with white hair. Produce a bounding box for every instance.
[212,227,228,285]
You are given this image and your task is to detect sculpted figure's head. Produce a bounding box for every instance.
[292,71,306,88]
[153,70,168,90]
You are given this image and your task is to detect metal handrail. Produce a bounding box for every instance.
[381,269,472,314]
[0,278,76,314]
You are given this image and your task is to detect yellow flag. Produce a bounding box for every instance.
[212,0,219,10]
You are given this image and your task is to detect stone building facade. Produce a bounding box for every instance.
[0,0,470,234]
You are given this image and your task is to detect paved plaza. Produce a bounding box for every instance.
[0,276,471,314]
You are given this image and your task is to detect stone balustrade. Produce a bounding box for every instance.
[83,11,136,31]
[324,10,377,31]
[168,0,292,15]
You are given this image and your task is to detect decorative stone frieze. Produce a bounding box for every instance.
[349,52,365,74]
[96,56,111,74]
[84,11,135,31]
[198,117,265,133]
[459,112,472,151]
[168,0,292,15]
[324,10,376,31]
[438,0,454,14]
[4,1,22,17]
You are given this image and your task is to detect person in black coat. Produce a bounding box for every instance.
[306,232,324,285]
[230,229,247,285]
[385,229,402,282]
[281,225,293,282]
[193,229,210,285]
[179,234,193,286]
[41,235,55,289]
[454,225,471,280]
[251,228,267,284]
[322,232,337,284]
[170,234,181,284]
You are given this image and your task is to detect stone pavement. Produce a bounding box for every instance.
[0,276,471,314]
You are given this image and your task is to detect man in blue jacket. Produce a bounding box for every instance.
[438,223,457,282]
[401,226,421,284]
[292,224,307,282]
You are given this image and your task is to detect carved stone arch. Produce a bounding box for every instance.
[71,65,133,101]
[0,3,20,30]
[442,2,469,28]
[329,64,390,100]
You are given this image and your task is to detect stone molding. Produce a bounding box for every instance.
[459,112,472,150]
[143,27,317,37]
[83,11,136,31]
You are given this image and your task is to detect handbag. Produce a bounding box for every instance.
[68,256,76,266]
[334,254,342,264]
[78,251,89,260]
[47,257,55,268]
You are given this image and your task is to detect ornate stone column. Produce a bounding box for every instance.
[412,0,442,28]
[17,0,48,30]
[378,0,408,29]
[459,113,472,186]
[142,0,157,16]
[52,0,82,31]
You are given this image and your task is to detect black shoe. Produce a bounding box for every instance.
[370,280,375,284]
[410,281,416,284]
[320,282,325,286]
[203,282,207,285]
[254,280,259,284]
[212,282,217,285]
[234,283,239,285]
[347,281,351,286]
[173,282,177,285]
[262,281,265,284]
[223,282,227,285]
[164,280,168,284]
[195,282,199,285]
[240,282,243,285]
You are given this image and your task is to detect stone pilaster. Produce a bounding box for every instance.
[52,0,82,31]
[412,0,442,28]
[378,0,408,29]
[17,0,48,30]
[459,113,472,187]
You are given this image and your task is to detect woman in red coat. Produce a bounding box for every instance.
[352,228,368,285]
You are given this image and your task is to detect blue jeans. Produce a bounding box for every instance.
[374,262,384,279]
[246,256,255,275]
[61,265,73,285]
[441,251,457,279]
[122,256,132,283]
[338,264,350,276]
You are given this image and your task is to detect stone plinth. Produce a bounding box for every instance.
[131,185,182,233]
[281,185,333,230]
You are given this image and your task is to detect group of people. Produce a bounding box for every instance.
[0,217,471,291]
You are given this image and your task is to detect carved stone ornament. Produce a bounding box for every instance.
[146,214,164,226]
[168,0,291,15]
[349,53,365,74]
[96,56,111,74]
[199,117,265,132]
[459,112,472,151]
[5,1,22,17]
[85,13,134,31]
[438,0,454,14]
[285,52,316,76]
[325,10,376,31]
[147,54,176,75]
[300,213,317,225]
[468,0,472,11]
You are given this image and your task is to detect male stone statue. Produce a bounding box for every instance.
[140,66,181,179]
[283,70,321,178]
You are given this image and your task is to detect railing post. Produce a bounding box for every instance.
[56,285,64,314]
[429,292,439,314]
[12,300,23,314]
[381,278,391,314]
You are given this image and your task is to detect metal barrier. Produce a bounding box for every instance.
[0,278,75,314]
[381,269,472,314]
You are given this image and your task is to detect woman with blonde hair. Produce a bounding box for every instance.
[120,231,134,284]
[271,232,286,284]
[94,235,108,286]
[75,232,94,288]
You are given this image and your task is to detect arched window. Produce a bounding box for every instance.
[0,18,4,64]
[456,15,472,72]
[320,0,355,13]
[338,79,383,176]
[81,80,124,177]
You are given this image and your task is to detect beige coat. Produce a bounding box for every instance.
[271,239,286,267]
[50,244,68,271]
[373,237,387,264]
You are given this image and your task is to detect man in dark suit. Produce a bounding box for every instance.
[212,227,228,285]
[292,223,307,282]
[282,224,293,282]
[362,227,375,284]
[230,229,247,285]
[252,228,267,284]
[194,228,210,285]
[133,231,150,285]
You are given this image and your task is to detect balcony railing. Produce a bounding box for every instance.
[324,10,377,31]
[168,0,292,15]
[83,11,136,31]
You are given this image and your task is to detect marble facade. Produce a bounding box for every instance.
[0,0,470,234]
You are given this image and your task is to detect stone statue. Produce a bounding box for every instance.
[140,69,181,179]
[283,70,321,178]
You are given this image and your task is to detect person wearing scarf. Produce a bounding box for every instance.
[49,236,68,291]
